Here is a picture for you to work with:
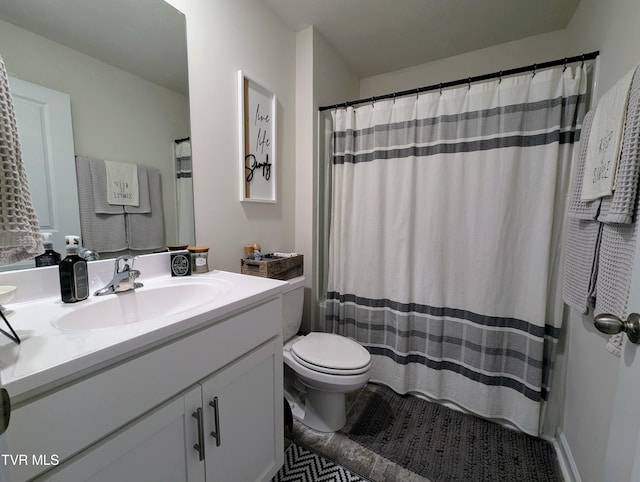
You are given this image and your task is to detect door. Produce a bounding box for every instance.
[601,240,640,481]
[200,340,283,482]
[42,387,205,482]
[7,77,79,262]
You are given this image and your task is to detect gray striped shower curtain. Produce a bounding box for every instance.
[325,65,587,435]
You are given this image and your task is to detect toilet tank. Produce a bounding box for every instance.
[282,276,305,341]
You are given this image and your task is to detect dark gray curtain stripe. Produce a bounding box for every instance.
[333,94,584,148]
[368,346,542,402]
[333,129,579,165]
[326,314,545,370]
[326,291,556,339]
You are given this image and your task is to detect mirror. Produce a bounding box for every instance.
[0,0,192,268]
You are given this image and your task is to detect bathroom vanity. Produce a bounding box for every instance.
[0,254,286,481]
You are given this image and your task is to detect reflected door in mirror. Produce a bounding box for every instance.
[9,77,80,263]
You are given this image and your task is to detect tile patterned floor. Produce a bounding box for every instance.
[273,442,371,482]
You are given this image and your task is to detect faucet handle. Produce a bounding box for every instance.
[115,255,137,273]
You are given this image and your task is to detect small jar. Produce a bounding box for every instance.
[253,243,261,261]
[244,244,255,259]
[188,246,210,273]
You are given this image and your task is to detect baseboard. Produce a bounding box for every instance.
[553,431,581,482]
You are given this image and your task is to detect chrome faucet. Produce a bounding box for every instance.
[94,255,143,296]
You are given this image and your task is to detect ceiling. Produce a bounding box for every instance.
[0,0,188,95]
[0,0,581,94]
[264,0,582,78]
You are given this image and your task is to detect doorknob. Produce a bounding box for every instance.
[594,313,640,344]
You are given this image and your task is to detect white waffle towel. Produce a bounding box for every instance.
[0,55,43,265]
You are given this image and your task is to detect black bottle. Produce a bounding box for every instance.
[35,232,61,267]
[59,235,89,303]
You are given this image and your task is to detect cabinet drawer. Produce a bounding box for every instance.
[8,297,282,481]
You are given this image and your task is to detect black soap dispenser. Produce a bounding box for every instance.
[59,235,89,303]
[35,232,61,267]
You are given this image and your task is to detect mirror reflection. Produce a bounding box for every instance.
[0,0,193,270]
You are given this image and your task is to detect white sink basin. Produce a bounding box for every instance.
[52,278,233,331]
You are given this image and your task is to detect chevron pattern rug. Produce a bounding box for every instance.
[273,442,371,482]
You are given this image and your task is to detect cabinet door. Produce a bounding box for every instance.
[41,386,205,482]
[201,340,284,482]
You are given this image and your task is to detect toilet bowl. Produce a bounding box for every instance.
[282,276,372,432]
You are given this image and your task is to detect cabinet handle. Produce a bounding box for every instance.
[192,408,205,461]
[209,397,221,446]
[0,388,10,435]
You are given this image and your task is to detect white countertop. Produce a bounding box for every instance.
[0,254,287,402]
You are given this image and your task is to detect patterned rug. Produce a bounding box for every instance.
[347,384,562,482]
[273,442,372,482]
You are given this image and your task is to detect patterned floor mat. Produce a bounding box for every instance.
[273,442,372,482]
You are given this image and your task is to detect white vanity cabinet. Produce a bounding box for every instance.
[42,386,205,482]
[199,340,281,482]
[8,296,284,482]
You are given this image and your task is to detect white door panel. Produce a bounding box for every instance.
[602,234,640,481]
[7,77,79,258]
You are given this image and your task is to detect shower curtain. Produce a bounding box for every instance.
[325,65,587,436]
[174,138,195,245]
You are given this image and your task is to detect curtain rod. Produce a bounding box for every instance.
[174,136,190,143]
[318,50,599,112]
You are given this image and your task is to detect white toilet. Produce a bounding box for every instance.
[282,276,372,432]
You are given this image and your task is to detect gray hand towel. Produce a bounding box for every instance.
[124,165,151,214]
[563,110,602,312]
[82,156,125,215]
[126,167,164,250]
[75,156,128,252]
[563,218,601,314]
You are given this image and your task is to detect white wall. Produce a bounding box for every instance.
[166,0,296,273]
[560,0,640,480]
[295,27,315,332]
[0,18,189,247]
[360,29,572,99]
[295,26,359,331]
[359,1,640,480]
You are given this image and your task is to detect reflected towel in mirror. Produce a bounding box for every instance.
[127,167,164,250]
[0,55,43,265]
[104,159,139,206]
[75,156,128,252]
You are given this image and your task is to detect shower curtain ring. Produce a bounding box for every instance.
[581,54,585,67]
[439,83,443,95]
[563,58,568,72]
[498,71,502,84]
[532,64,537,77]
[416,88,419,100]
[467,78,471,89]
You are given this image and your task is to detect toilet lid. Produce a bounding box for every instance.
[291,333,371,375]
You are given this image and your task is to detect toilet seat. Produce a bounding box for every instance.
[290,333,371,376]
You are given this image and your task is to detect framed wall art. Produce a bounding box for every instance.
[238,71,276,203]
